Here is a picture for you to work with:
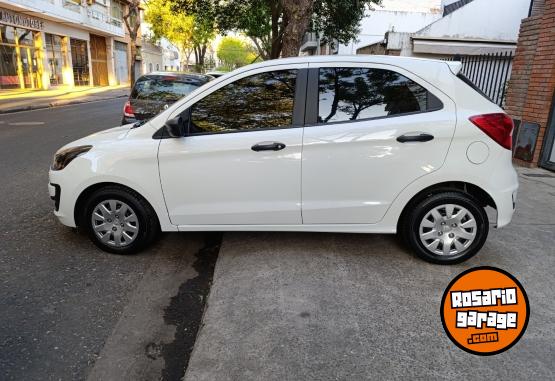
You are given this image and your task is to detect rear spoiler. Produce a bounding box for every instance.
[446,61,463,75]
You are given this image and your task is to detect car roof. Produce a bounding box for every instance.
[137,72,212,82]
[228,54,462,76]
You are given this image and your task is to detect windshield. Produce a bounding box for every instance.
[131,77,204,102]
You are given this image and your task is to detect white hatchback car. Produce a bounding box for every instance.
[49,56,518,264]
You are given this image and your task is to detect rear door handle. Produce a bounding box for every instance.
[251,142,286,152]
[396,133,434,143]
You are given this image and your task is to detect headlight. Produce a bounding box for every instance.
[51,145,92,171]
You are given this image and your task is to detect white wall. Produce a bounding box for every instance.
[380,0,442,12]
[338,10,441,54]
[416,0,530,42]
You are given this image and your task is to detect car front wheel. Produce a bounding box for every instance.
[83,186,159,254]
[401,192,489,264]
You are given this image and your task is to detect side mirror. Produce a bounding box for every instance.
[164,112,188,138]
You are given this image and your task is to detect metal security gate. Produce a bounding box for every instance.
[449,52,514,108]
[540,92,555,171]
[114,41,129,85]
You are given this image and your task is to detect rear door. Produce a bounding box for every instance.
[302,63,456,224]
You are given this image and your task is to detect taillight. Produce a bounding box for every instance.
[469,113,513,150]
[123,101,135,118]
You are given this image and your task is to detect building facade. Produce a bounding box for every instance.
[504,0,555,171]
[372,0,529,58]
[0,0,141,91]
[141,38,163,74]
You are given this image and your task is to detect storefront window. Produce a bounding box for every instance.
[0,44,18,89]
[70,38,89,86]
[0,25,16,44]
[0,25,40,89]
[17,28,33,46]
[45,33,66,86]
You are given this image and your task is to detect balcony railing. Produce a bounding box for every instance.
[62,0,81,13]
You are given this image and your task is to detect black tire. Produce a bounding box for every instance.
[400,191,489,265]
[82,186,160,254]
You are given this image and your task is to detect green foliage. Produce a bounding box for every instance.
[216,0,274,58]
[312,0,381,48]
[176,0,381,59]
[216,37,258,70]
[146,0,217,68]
[144,0,194,55]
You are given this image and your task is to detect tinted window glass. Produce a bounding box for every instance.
[190,70,297,134]
[131,77,204,102]
[318,68,440,123]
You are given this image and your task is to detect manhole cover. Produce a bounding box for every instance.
[523,173,555,178]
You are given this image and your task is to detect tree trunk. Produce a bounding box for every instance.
[185,49,192,71]
[270,2,283,59]
[280,0,314,57]
[129,38,136,85]
[123,0,141,85]
[250,37,270,60]
[199,44,207,68]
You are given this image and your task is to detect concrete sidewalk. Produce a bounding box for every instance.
[0,85,129,113]
[186,168,555,380]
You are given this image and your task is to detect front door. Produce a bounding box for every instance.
[158,67,306,225]
[302,64,456,224]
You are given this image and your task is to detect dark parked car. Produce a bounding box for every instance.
[122,72,212,125]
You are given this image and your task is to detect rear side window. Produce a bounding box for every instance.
[317,67,442,124]
[131,77,204,102]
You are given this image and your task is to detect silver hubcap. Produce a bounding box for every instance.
[91,199,139,247]
[419,204,477,256]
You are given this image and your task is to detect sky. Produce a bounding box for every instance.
[377,0,443,13]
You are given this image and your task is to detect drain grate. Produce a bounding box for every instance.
[523,173,555,178]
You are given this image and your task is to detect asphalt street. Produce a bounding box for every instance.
[0,100,218,380]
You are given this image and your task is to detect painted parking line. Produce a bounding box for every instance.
[7,122,46,126]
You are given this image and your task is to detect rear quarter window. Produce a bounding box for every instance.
[456,73,494,103]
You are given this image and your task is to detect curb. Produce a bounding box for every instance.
[0,94,129,114]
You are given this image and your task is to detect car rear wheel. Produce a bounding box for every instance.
[83,186,159,254]
[401,192,489,264]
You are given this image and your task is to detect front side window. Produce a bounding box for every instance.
[318,67,441,124]
[190,70,297,134]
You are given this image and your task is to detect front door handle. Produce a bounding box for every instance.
[251,142,286,152]
[396,133,434,143]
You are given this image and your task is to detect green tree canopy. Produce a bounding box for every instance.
[216,36,258,70]
[144,0,195,68]
[145,0,216,69]
[173,0,381,59]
